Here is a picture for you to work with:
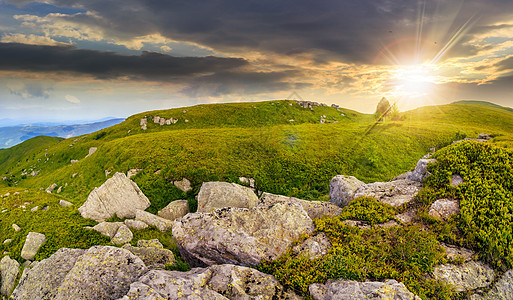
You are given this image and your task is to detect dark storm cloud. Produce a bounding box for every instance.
[181,71,311,97]
[7,0,513,64]
[0,43,248,81]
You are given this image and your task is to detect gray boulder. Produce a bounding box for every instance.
[173,178,192,192]
[353,179,422,207]
[20,232,46,261]
[451,174,464,186]
[406,159,436,182]
[329,175,365,207]
[259,192,343,219]
[197,182,258,213]
[78,172,151,222]
[136,210,174,233]
[124,219,149,231]
[111,224,133,245]
[173,202,315,267]
[310,279,420,299]
[0,255,20,296]
[292,232,332,260]
[92,222,124,238]
[433,261,495,292]
[59,200,73,207]
[428,199,460,220]
[122,264,300,300]
[11,248,86,300]
[122,239,175,269]
[157,200,189,221]
[471,269,513,299]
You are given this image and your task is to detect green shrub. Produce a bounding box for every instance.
[339,196,396,225]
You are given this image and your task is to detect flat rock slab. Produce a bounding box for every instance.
[12,246,147,300]
[259,192,343,219]
[196,181,259,213]
[173,202,315,267]
[329,175,365,208]
[21,232,46,261]
[122,264,301,300]
[310,279,421,300]
[136,210,174,233]
[0,255,20,296]
[353,179,422,207]
[433,261,495,292]
[157,200,189,221]
[78,172,150,222]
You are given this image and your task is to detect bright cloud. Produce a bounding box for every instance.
[65,94,80,103]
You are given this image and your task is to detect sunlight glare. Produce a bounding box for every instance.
[391,65,437,98]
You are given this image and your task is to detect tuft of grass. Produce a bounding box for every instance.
[338,196,396,225]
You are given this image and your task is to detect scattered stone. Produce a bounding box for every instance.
[196,181,259,213]
[341,219,371,229]
[310,278,420,300]
[406,159,437,182]
[72,173,78,178]
[329,175,365,208]
[395,207,417,224]
[173,202,315,267]
[157,200,189,221]
[42,206,49,211]
[320,118,326,124]
[433,261,495,292]
[238,176,256,188]
[259,192,343,219]
[159,118,165,126]
[173,178,192,192]
[354,179,422,207]
[153,116,160,123]
[30,206,38,212]
[3,239,11,244]
[30,170,39,177]
[428,199,460,220]
[78,172,151,222]
[85,147,97,158]
[12,224,21,232]
[1,255,20,296]
[59,200,73,207]
[70,159,79,164]
[111,224,133,245]
[451,174,464,186]
[136,209,174,232]
[45,183,58,193]
[292,232,332,260]
[127,168,143,179]
[3,192,10,197]
[92,222,124,238]
[140,118,147,130]
[441,243,475,262]
[1,209,7,213]
[21,232,46,261]
[56,186,62,193]
[124,219,149,231]
[122,239,175,269]
[105,170,111,177]
[478,133,493,140]
[184,119,189,123]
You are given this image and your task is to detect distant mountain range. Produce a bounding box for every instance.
[0,118,125,149]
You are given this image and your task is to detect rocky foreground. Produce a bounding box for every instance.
[1,154,513,299]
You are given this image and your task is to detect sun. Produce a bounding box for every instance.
[390,64,437,98]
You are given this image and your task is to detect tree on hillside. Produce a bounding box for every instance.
[375,97,391,121]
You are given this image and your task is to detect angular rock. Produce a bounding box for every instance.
[21,232,46,261]
[472,269,513,300]
[59,200,73,207]
[70,159,79,164]
[111,224,133,245]
[46,183,58,193]
[12,224,21,232]
[441,243,475,262]
[3,239,11,244]
[157,200,189,221]
[173,202,315,267]
[428,199,460,220]
[196,181,258,213]
[30,206,38,212]
[122,239,175,269]
[353,179,422,207]
[310,279,420,300]
[124,219,149,231]
[451,174,464,187]
[239,177,256,188]
[122,264,300,300]
[433,261,495,292]
[136,210,174,233]
[127,168,143,179]
[406,159,436,182]
[292,232,332,260]
[153,116,160,123]
[78,172,151,222]
[329,175,365,207]
[11,248,85,300]
[92,222,124,238]
[85,147,97,158]
[140,118,147,130]
[0,255,20,296]
[259,192,343,219]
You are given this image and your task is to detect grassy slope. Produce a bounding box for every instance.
[1,100,513,296]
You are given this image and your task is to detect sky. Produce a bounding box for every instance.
[1,0,513,123]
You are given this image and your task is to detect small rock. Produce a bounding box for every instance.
[441,243,475,262]
[451,174,464,186]
[70,159,79,164]
[3,239,11,244]
[111,225,133,245]
[12,224,21,232]
[433,261,495,292]
[173,178,192,192]
[406,159,437,182]
[56,186,62,193]
[136,210,174,232]
[153,116,160,123]
[0,255,20,296]
[124,219,149,231]
[184,119,189,123]
[85,147,97,158]
[159,118,165,126]
[92,222,124,238]
[292,232,332,260]
[59,200,73,207]
[341,219,371,229]
[72,173,78,178]
[126,168,143,179]
[320,118,326,124]
[21,232,46,261]
[238,176,256,188]
[329,175,365,208]
[42,206,49,211]
[428,199,460,220]
[478,133,493,140]
[157,200,189,221]
[30,206,38,212]
[45,183,58,193]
